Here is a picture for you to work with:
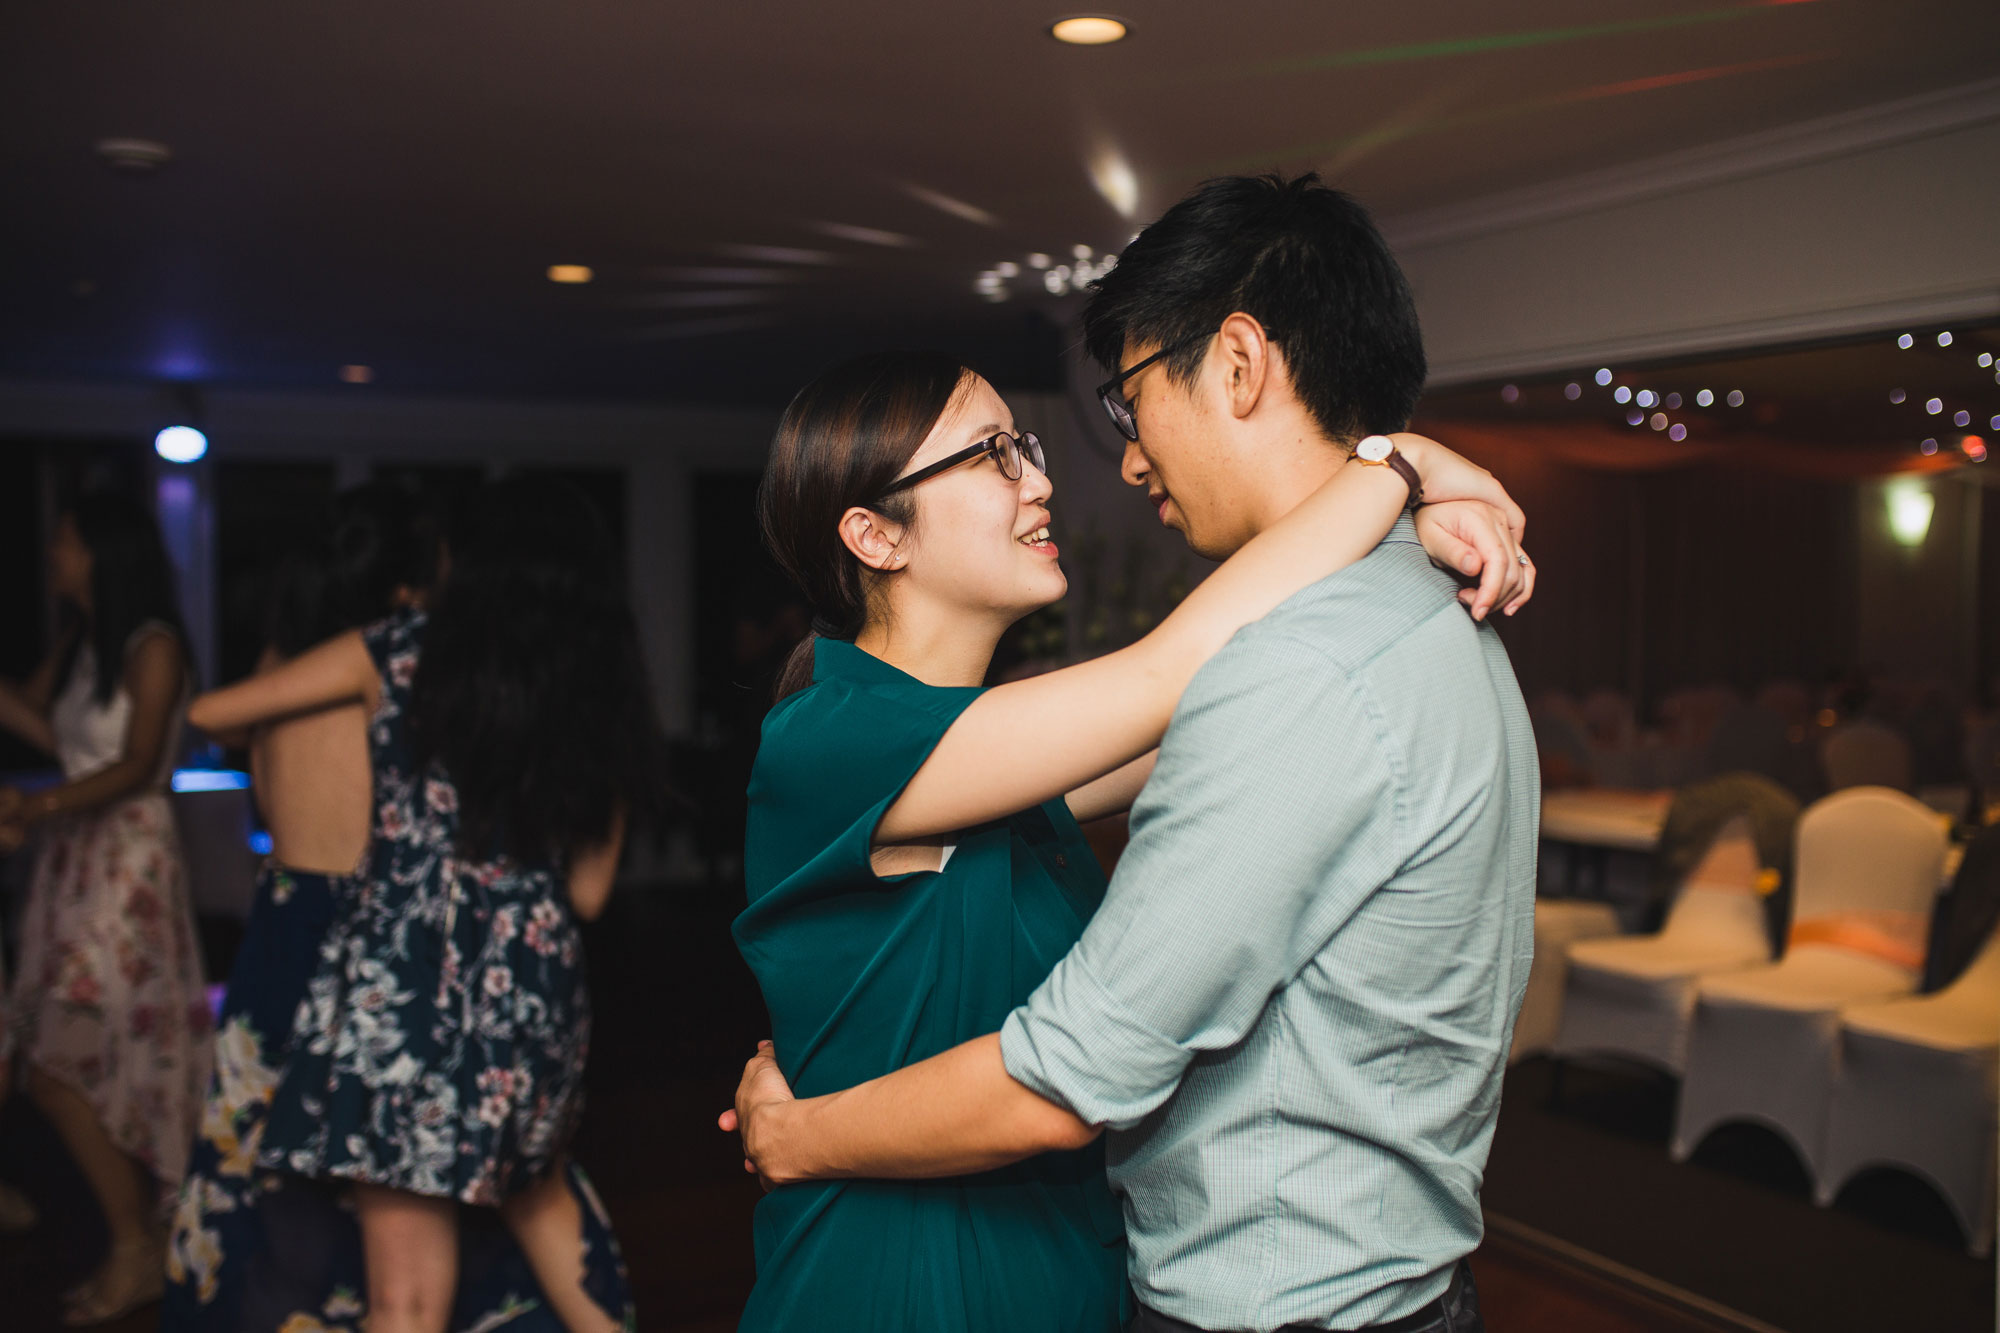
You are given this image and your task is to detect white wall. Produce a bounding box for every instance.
[0,379,780,735]
[1390,79,2000,386]
[1377,79,2000,701]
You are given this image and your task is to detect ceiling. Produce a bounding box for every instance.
[5,0,1998,405]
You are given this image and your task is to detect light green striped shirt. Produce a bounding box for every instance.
[1002,517,1539,1332]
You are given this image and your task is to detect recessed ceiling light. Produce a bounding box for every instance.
[1051,15,1128,45]
[547,264,594,284]
[339,364,374,384]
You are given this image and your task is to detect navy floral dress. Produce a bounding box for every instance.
[258,610,597,1206]
[164,862,633,1332]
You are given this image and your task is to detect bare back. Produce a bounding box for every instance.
[249,690,373,875]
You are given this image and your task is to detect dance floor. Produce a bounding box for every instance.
[1483,1058,1994,1332]
[3,882,1991,1330]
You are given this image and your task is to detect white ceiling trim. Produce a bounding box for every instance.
[1425,284,2000,389]
[1384,76,2000,253]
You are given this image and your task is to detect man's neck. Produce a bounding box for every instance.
[1234,432,1351,542]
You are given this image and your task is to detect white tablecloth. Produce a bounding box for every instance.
[1540,787,1966,888]
[1540,789,1674,851]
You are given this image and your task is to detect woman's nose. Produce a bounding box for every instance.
[1021,458,1053,503]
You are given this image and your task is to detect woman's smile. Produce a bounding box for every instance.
[1015,516,1057,559]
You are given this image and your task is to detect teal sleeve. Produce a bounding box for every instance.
[735,679,984,1094]
[1002,630,1401,1129]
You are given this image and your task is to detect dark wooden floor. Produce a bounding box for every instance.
[8,883,1984,1330]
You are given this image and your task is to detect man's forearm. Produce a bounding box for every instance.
[754,1034,1099,1184]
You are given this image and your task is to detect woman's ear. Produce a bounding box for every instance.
[837,507,908,571]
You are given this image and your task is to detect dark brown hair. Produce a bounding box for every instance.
[759,350,973,699]
[1084,172,1425,441]
[409,476,670,862]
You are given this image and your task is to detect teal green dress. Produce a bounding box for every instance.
[733,638,1130,1332]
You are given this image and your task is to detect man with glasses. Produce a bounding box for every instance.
[730,174,1537,1333]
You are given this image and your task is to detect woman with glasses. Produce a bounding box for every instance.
[730,351,1531,1332]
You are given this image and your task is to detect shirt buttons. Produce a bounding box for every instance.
[1054,853,1068,869]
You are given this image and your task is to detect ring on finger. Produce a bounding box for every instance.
[1515,552,1530,566]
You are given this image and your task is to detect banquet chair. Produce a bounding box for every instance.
[1529,691,1593,791]
[1511,897,1621,1063]
[1817,929,1999,1256]
[1816,826,2000,1255]
[1582,689,1645,788]
[1555,788,1791,1073]
[1754,680,1812,733]
[1820,718,1913,793]
[1965,714,2000,795]
[1671,787,1946,1178]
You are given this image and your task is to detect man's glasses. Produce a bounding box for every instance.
[1095,331,1211,442]
[874,429,1046,504]
[1095,327,1281,441]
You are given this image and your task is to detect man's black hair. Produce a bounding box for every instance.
[1083,173,1427,443]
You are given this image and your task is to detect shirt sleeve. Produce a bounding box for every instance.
[739,679,982,909]
[1001,629,1403,1129]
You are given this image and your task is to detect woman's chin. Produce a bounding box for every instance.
[1002,576,1068,624]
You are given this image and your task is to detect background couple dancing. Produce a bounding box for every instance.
[722,171,1540,1333]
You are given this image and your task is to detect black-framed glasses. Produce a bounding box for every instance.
[873,429,1046,503]
[1095,327,1282,441]
[1095,331,1211,441]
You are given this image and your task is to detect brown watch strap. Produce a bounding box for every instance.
[1385,450,1423,509]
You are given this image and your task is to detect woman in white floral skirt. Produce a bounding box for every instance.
[0,492,211,1325]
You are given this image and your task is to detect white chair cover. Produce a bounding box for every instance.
[1555,816,1771,1073]
[1511,899,1620,1064]
[1672,788,1947,1179]
[1821,719,1914,793]
[1818,921,2000,1256]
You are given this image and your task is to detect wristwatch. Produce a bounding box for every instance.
[1352,435,1423,509]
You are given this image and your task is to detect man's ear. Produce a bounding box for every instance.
[1215,312,1275,421]
[837,507,908,571]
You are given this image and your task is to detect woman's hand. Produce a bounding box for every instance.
[1414,502,1535,620]
[1390,433,1533,620]
[1388,434,1525,544]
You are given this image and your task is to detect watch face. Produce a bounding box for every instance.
[1355,434,1393,462]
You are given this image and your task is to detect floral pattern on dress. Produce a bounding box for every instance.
[164,859,635,1330]
[7,792,211,1200]
[256,610,594,1207]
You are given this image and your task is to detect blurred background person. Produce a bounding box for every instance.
[164,481,438,1330]
[0,492,210,1326]
[184,477,667,1333]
